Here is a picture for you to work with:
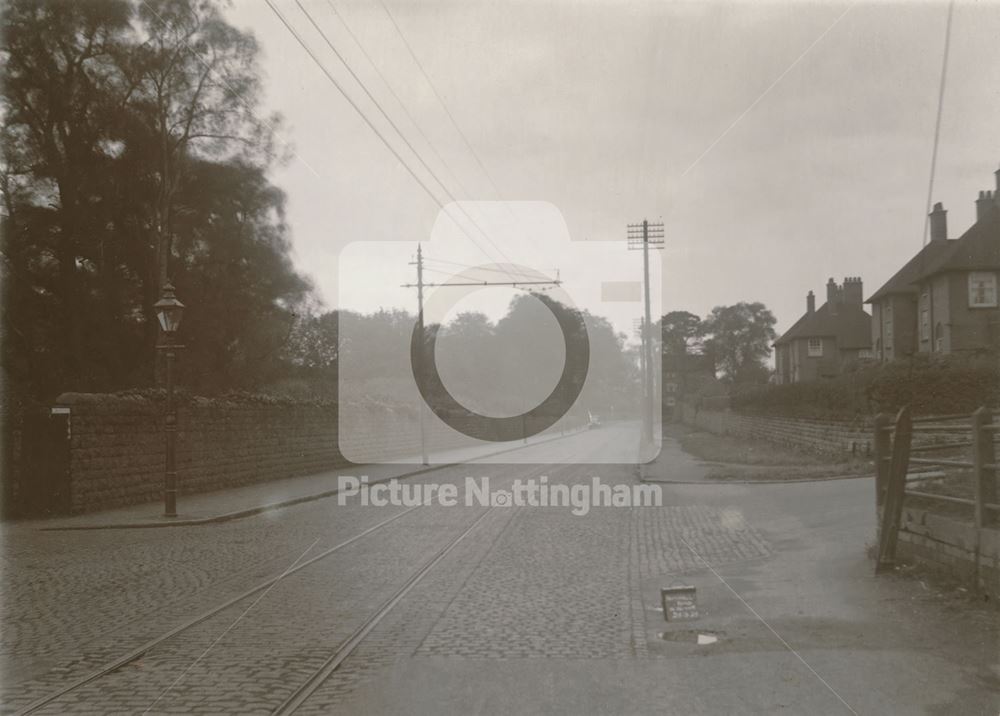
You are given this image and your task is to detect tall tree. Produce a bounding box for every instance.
[122,0,279,354]
[661,310,703,356]
[2,0,310,400]
[701,302,776,384]
[2,0,132,388]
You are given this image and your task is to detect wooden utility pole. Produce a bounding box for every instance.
[412,245,429,465]
[628,220,664,445]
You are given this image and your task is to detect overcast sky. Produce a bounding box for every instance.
[225,0,1000,342]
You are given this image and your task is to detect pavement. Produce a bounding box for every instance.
[3,423,998,714]
[24,425,596,531]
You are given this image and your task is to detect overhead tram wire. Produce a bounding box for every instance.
[920,0,955,247]
[290,0,520,281]
[377,0,523,222]
[263,0,513,279]
[322,0,484,216]
[422,256,549,279]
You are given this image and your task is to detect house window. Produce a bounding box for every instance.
[884,302,893,339]
[934,322,944,352]
[920,307,930,341]
[858,349,873,359]
[875,337,882,360]
[969,272,998,308]
[807,338,823,357]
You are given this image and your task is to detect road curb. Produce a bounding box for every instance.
[639,469,947,486]
[38,428,588,531]
[639,473,873,486]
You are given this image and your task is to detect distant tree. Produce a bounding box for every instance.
[660,310,703,355]
[701,302,776,384]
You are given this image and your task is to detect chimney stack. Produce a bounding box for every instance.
[995,164,999,194]
[807,290,815,314]
[826,277,840,315]
[843,276,864,306]
[976,190,995,222]
[929,202,947,242]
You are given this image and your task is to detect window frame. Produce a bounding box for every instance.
[806,338,823,357]
[968,271,998,308]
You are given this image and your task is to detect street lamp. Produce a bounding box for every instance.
[154,282,185,517]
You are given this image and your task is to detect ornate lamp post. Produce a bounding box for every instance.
[154,282,185,517]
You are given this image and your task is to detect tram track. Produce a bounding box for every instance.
[16,457,562,715]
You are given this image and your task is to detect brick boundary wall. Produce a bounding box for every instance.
[48,393,588,514]
[55,393,346,513]
[678,404,872,457]
[897,505,1000,599]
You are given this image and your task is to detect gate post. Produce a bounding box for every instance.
[973,407,996,529]
[875,406,912,574]
[874,413,891,515]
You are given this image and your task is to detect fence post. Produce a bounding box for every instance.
[876,406,912,574]
[973,407,996,530]
[874,413,890,514]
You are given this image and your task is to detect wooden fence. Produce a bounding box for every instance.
[874,406,999,577]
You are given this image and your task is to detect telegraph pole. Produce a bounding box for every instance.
[403,250,562,460]
[412,245,430,465]
[627,220,664,444]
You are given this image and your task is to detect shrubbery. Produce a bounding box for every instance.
[730,355,999,420]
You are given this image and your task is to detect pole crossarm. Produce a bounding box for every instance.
[401,280,562,288]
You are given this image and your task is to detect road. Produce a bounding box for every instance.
[2,424,997,714]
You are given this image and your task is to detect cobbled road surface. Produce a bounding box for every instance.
[2,424,997,714]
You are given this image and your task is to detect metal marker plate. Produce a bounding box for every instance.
[661,585,699,621]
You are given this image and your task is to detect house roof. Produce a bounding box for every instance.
[867,204,1000,302]
[917,204,1000,279]
[866,240,955,302]
[774,301,872,349]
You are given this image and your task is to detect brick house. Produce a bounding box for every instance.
[868,167,1000,360]
[774,277,873,384]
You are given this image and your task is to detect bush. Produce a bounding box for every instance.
[730,354,999,420]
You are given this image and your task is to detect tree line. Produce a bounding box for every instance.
[661,303,778,385]
[2,0,310,402]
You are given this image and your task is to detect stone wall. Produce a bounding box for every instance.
[45,393,587,514]
[678,404,871,456]
[56,393,344,513]
[897,505,1000,598]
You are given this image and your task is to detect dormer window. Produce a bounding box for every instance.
[969,272,997,308]
[807,338,823,357]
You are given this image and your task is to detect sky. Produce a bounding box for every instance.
[224,0,1000,344]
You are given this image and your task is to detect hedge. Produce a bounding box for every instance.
[730,355,1000,420]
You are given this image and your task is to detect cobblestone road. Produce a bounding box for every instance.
[10,425,987,714]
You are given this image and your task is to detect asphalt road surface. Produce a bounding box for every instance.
[3,424,997,714]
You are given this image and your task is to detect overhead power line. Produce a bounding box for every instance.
[322,0,479,211]
[264,0,514,277]
[294,0,516,278]
[377,0,510,203]
[921,0,955,247]
[422,256,547,279]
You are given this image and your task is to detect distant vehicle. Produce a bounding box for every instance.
[587,411,602,429]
